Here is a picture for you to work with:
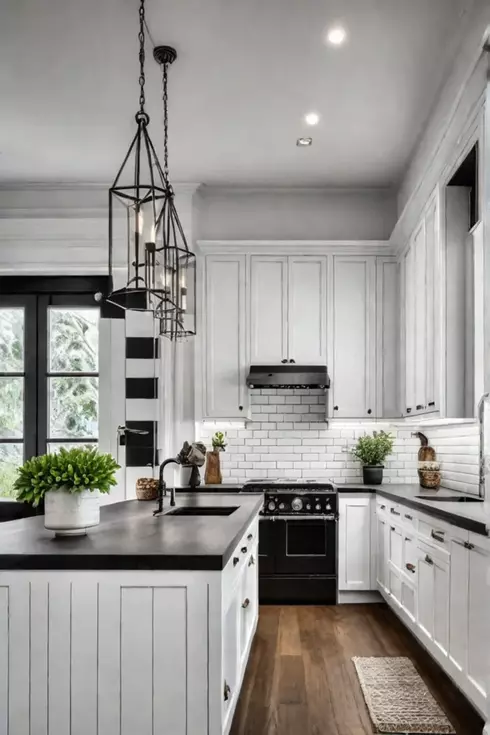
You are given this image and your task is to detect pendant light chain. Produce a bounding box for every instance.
[162,61,170,186]
[138,0,146,115]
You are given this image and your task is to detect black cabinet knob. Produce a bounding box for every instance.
[281,358,288,364]
[367,409,372,415]
[239,405,243,411]
[334,405,339,411]
[406,407,412,413]
[289,359,296,364]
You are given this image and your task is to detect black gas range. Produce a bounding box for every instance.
[243,480,338,604]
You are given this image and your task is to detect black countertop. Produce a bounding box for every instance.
[0,494,263,572]
[178,482,490,536]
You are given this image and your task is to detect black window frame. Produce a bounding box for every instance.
[0,277,109,496]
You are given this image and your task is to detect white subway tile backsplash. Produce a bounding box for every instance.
[199,391,479,491]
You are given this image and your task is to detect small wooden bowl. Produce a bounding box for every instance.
[136,477,159,501]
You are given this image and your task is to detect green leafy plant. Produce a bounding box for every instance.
[211,431,227,451]
[351,431,394,467]
[14,447,120,507]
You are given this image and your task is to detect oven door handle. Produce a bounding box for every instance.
[260,514,338,522]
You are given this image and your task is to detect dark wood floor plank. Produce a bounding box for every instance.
[229,603,484,735]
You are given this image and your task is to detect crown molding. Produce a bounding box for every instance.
[196,239,394,256]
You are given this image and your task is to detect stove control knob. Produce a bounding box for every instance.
[306,503,311,511]
[291,497,303,512]
[315,503,321,511]
[326,502,331,511]
[279,503,286,511]
[267,501,276,512]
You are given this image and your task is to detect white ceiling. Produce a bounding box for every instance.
[0,0,471,187]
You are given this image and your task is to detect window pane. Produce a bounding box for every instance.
[48,442,98,453]
[0,377,23,438]
[49,308,99,373]
[0,308,24,372]
[0,443,23,499]
[49,377,98,439]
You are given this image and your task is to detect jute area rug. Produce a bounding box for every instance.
[352,656,456,734]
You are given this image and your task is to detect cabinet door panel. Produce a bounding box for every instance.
[417,553,434,640]
[376,258,399,418]
[250,256,287,364]
[376,516,387,592]
[404,244,415,415]
[467,543,490,700]
[433,558,449,655]
[413,222,427,411]
[288,257,327,364]
[425,200,438,411]
[448,538,468,673]
[388,525,403,571]
[204,256,247,419]
[338,496,372,591]
[332,257,375,418]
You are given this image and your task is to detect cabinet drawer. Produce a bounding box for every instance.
[419,518,449,550]
[223,517,259,600]
[400,508,417,532]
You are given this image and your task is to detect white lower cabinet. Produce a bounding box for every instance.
[376,502,488,721]
[338,494,375,591]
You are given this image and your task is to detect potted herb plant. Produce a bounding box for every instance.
[205,431,227,485]
[14,447,120,536]
[351,430,394,485]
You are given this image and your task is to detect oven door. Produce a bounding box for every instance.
[273,517,336,576]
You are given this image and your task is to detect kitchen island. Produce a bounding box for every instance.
[0,494,262,735]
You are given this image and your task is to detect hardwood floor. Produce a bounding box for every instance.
[230,604,484,735]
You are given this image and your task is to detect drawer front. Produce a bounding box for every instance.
[419,518,449,550]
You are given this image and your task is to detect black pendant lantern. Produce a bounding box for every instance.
[151,46,196,340]
[107,0,196,341]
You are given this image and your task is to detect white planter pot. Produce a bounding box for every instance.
[44,488,100,537]
[179,466,193,487]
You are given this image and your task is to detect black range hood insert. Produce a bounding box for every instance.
[246,364,330,390]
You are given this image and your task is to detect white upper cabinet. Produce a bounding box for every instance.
[203,255,248,420]
[250,256,287,364]
[331,256,376,419]
[250,255,327,365]
[288,257,327,364]
[400,193,440,417]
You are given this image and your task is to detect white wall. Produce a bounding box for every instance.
[397,0,490,217]
[195,187,397,242]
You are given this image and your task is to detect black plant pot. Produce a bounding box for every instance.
[363,465,384,485]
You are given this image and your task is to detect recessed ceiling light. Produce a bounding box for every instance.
[326,25,347,46]
[297,137,312,147]
[304,112,320,126]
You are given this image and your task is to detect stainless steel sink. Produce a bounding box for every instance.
[415,496,483,503]
[165,506,239,516]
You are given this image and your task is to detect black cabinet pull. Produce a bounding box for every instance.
[281,358,288,364]
[367,409,372,415]
[416,404,424,410]
[289,359,296,364]
[233,557,240,567]
[406,563,416,573]
[239,405,243,411]
[406,407,412,413]
[241,546,248,554]
[390,508,400,516]
[405,514,413,520]
[334,405,339,411]
[242,598,250,609]
[247,533,253,541]
[425,554,434,565]
[224,680,231,701]
[428,401,435,407]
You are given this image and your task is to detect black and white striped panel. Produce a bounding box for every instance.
[125,312,159,488]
